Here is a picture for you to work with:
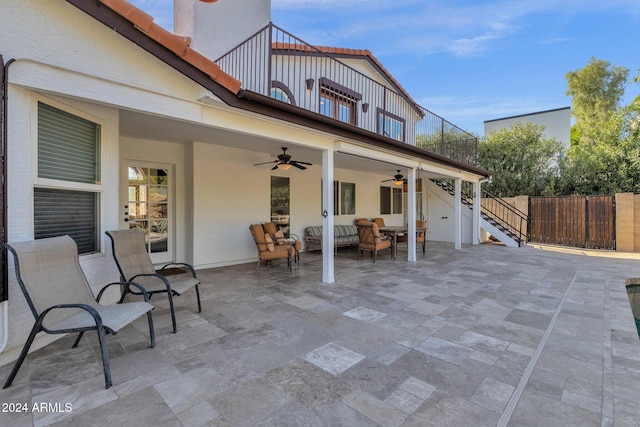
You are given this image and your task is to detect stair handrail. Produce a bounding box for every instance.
[479,187,528,245]
[431,179,528,246]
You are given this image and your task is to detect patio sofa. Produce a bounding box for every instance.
[304,225,359,252]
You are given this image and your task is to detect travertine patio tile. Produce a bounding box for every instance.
[469,377,515,413]
[209,377,292,426]
[342,389,407,427]
[405,300,448,316]
[455,330,510,356]
[176,400,220,427]
[509,389,600,427]
[561,389,602,414]
[343,306,387,323]
[402,390,498,427]
[414,336,472,365]
[398,376,436,401]
[384,389,423,414]
[304,342,366,375]
[264,359,351,412]
[154,367,223,413]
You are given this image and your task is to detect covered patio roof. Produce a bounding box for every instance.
[2,243,639,426]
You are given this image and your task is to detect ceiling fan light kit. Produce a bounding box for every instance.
[253,147,312,171]
[382,169,406,186]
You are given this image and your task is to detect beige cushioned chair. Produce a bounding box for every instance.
[106,228,201,334]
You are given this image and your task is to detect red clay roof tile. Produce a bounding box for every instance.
[99,0,153,32]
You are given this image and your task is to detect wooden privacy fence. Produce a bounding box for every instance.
[529,195,615,250]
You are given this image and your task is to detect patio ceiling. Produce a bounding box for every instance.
[119,109,450,180]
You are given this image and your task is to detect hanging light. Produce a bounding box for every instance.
[277,163,292,171]
[393,171,404,186]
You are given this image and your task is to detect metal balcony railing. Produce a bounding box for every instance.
[215,23,477,166]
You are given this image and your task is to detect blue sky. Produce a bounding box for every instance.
[130,0,639,136]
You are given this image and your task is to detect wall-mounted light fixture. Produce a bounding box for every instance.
[362,103,369,113]
[305,78,314,91]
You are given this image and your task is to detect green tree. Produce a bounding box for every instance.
[559,95,640,195]
[566,57,629,145]
[478,123,562,197]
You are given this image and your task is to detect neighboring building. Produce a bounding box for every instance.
[484,107,572,153]
[0,0,493,364]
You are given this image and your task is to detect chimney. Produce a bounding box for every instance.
[174,0,271,61]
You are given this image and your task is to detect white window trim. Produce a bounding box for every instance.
[31,94,106,256]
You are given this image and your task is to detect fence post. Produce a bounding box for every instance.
[615,193,634,252]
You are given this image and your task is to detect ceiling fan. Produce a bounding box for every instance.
[381,170,405,186]
[253,147,312,171]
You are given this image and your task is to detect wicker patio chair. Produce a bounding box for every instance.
[3,235,155,389]
[106,228,201,334]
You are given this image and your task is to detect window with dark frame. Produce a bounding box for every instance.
[35,102,101,254]
[377,108,406,142]
[340,182,356,215]
[319,78,361,125]
[270,81,296,106]
[380,186,402,215]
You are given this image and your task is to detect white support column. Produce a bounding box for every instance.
[454,178,462,250]
[472,181,481,245]
[322,149,335,283]
[407,168,417,261]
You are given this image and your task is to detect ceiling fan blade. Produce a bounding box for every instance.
[253,160,278,166]
[291,163,307,170]
[291,160,312,166]
[271,164,280,170]
[380,178,393,182]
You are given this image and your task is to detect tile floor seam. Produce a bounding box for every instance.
[496,266,581,427]
[601,276,614,426]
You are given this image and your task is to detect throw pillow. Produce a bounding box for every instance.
[265,234,275,251]
[274,229,286,244]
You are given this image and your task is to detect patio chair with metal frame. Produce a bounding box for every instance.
[3,235,155,390]
[262,221,301,263]
[356,221,393,262]
[397,220,428,254]
[250,224,294,272]
[106,228,201,334]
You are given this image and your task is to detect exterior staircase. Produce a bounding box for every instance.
[431,179,528,247]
